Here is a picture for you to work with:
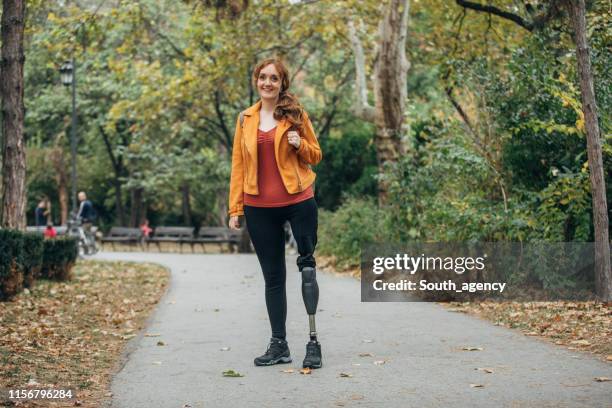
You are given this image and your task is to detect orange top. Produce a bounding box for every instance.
[244,126,314,207]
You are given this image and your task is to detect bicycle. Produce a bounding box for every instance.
[67,213,98,256]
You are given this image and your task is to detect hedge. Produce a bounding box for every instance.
[0,229,78,301]
[0,229,25,300]
[41,237,79,281]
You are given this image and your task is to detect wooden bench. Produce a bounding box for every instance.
[148,226,195,253]
[26,226,68,235]
[191,227,241,253]
[100,227,143,250]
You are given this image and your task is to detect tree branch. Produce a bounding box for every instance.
[455,0,533,31]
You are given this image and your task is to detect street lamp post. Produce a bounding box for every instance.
[60,59,77,215]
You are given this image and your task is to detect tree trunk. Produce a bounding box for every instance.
[181,183,192,226]
[0,0,27,230]
[348,0,410,204]
[130,187,144,228]
[565,0,611,302]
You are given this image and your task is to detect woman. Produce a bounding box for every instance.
[228,58,323,369]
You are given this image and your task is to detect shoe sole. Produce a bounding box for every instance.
[302,361,323,369]
[254,356,292,366]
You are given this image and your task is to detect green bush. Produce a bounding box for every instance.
[21,233,44,288]
[41,237,78,281]
[0,229,25,301]
[318,197,389,270]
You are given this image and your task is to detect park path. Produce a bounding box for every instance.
[92,252,611,408]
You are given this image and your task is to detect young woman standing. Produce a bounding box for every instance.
[227,58,323,369]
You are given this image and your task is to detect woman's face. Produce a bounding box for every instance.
[256,63,282,101]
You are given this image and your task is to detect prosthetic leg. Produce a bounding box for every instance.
[301,266,322,368]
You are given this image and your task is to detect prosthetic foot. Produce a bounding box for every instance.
[301,266,322,368]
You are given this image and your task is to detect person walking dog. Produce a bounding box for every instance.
[227,57,323,369]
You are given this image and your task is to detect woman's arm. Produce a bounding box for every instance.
[228,114,245,217]
[295,110,322,165]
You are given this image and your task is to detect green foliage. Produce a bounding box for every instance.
[41,237,78,281]
[318,197,389,270]
[21,233,45,288]
[315,121,378,210]
[0,230,25,301]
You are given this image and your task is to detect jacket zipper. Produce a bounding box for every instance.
[242,135,249,185]
[293,160,302,192]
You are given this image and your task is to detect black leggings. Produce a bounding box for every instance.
[244,197,318,340]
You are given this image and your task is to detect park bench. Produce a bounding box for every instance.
[191,226,242,253]
[100,227,143,250]
[26,225,68,235]
[148,226,195,253]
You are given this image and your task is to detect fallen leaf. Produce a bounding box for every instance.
[570,340,591,346]
[300,368,312,375]
[157,341,165,346]
[222,369,243,377]
[594,377,610,382]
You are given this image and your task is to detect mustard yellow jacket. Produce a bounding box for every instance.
[228,100,323,217]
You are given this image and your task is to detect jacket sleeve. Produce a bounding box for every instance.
[296,110,322,165]
[228,114,245,217]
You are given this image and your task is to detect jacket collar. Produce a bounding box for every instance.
[242,99,293,161]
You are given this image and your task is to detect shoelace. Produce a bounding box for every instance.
[305,342,319,357]
[265,339,286,357]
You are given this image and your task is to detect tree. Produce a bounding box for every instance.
[1,0,27,230]
[453,0,610,301]
[564,0,610,302]
[348,0,410,203]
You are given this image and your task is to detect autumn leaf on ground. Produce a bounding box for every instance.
[300,368,312,375]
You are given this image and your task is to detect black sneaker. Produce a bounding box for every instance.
[254,337,292,366]
[302,340,322,369]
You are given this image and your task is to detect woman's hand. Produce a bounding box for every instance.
[228,215,241,230]
[287,130,301,149]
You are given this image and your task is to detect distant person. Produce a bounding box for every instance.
[44,222,57,239]
[35,200,49,227]
[140,219,152,239]
[77,192,96,225]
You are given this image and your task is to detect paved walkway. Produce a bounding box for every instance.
[93,252,611,408]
